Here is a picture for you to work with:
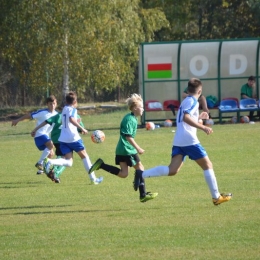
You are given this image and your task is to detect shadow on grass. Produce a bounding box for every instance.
[0,181,45,189]
[0,205,160,215]
[0,205,73,210]
[4,207,160,215]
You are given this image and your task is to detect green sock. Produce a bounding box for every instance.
[53,156,66,178]
[54,165,66,178]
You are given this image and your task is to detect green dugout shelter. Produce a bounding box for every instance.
[139,38,260,125]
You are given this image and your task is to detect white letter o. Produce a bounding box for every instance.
[190,55,209,76]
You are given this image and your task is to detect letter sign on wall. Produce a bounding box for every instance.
[189,55,209,76]
[229,54,247,75]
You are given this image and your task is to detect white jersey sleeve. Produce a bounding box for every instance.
[173,96,200,146]
[58,105,81,143]
[31,109,58,138]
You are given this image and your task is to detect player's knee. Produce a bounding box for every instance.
[168,171,178,176]
[168,167,179,176]
[65,159,73,167]
[119,171,128,178]
[49,150,55,157]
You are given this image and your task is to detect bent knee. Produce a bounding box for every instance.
[119,172,128,178]
[168,168,180,176]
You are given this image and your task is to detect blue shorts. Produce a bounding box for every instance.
[60,139,85,154]
[171,143,207,161]
[34,135,51,151]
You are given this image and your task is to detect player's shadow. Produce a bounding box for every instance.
[0,206,159,215]
[0,181,45,189]
[0,205,72,211]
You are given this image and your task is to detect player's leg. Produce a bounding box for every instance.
[88,158,121,176]
[38,139,54,163]
[136,152,183,179]
[46,143,65,183]
[88,155,133,178]
[44,142,74,174]
[34,136,53,174]
[133,147,185,190]
[194,147,232,205]
[133,161,158,203]
[77,149,103,185]
[53,143,66,177]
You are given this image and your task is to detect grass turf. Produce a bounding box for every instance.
[0,109,259,260]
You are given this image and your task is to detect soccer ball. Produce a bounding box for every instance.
[230,116,237,124]
[91,130,105,143]
[205,118,214,126]
[240,115,250,123]
[164,119,172,127]
[146,122,155,130]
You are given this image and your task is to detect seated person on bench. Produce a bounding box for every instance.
[182,86,210,115]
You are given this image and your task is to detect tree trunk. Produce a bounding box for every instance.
[62,33,69,104]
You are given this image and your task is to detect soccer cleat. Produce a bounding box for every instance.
[43,158,53,174]
[133,170,143,191]
[53,178,61,184]
[90,176,104,185]
[88,158,104,174]
[46,170,61,183]
[212,193,232,206]
[36,170,44,175]
[35,162,44,171]
[140,192,158,203]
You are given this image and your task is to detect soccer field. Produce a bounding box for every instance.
[0,111,259,260]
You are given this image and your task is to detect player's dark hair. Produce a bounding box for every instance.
[248,75,255,81]
[66,91,77,105]
[187,78,202,94]
[46,95,56,103]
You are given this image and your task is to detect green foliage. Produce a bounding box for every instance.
[0,0,168,102]
[0,111,260,259]
[0,0,259,106]
[147,0,260,41]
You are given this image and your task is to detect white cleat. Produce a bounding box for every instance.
[90,176,104,185]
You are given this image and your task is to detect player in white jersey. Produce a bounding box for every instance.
[133,78,232,206]
[43,91,103,185]
[58,105,81,143]
[11,95,58,174]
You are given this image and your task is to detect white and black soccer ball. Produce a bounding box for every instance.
[91,130,105,143]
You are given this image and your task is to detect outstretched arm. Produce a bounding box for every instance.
[11,113,31,126]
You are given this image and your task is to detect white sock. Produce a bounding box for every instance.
[142,166,169,178]
[49,158,73,167]
[82,157,96,181]
[38,148,51,164]
[203,169,220,199]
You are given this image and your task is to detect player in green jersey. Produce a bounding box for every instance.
[89,93,158,203]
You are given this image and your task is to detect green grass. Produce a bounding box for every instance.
[0,110,260,260]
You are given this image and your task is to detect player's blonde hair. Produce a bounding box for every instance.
[126,93,143,110]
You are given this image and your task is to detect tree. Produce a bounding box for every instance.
[0,0,168,105]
